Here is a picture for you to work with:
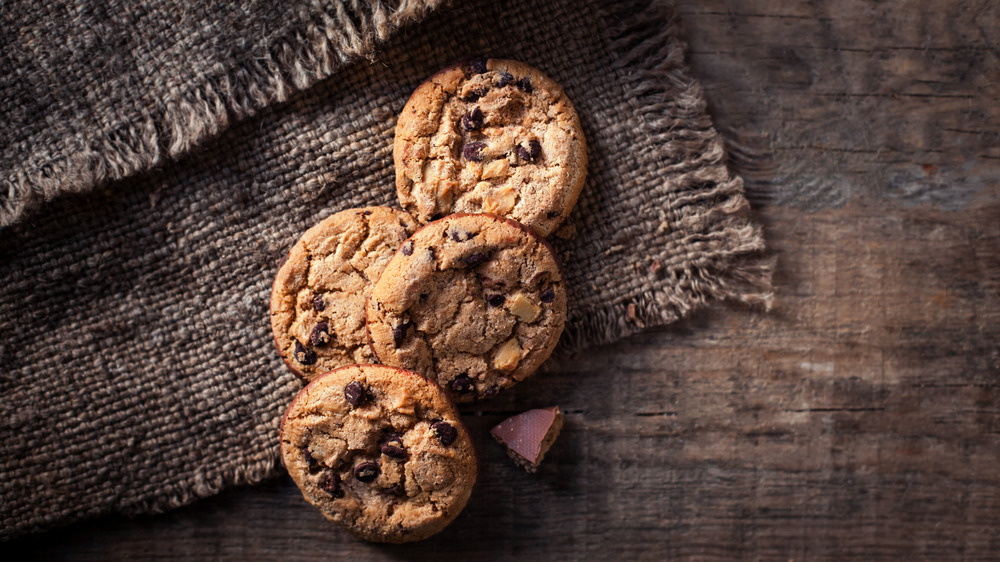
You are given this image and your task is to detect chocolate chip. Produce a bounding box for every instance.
[313,295,325,312]
[384,483,405,496]
[381,441,407,459]
[483,386,499,398]
[309,322,330,347]
[450,228,472,242]
[401,240,414,256]
[463,141,486,162]
[465,253,488,267]
[354,461,380,482]
[393,322,410,347]
[546,210,561,218]
[451,374,475,394]
[487,294,505,307]
[540,289,556,303]
[293,341,317,365]
[320,472,344,498]
[304,449,321,472]
[471,58,488,74]
[517,140,542,163]
[517,76,532,92]
[496,72,514,88]
[461,107,483,131]
[431,421,458,446]
[464,85,489,102]
[344,381,368,407]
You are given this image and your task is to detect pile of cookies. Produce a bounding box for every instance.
[272,58,586,543]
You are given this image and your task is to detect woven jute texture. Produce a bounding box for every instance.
[0,0,772,538]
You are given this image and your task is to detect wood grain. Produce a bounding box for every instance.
[5,0,1000,559]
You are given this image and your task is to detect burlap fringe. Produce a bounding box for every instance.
[558,0,774,354]
[0,0,445,229]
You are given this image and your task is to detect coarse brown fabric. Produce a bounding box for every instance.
[0,0,445,227]
[0,0,772,539]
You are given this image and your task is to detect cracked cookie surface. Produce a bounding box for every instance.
[394,58,587,237]
[280,364,477,543]
[366,213,567,403]
[271,207,418,381]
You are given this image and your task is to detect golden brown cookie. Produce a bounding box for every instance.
[366,213,567,403]
[280,364,477,543]
[394,58,587,237]
[270,207,418,381]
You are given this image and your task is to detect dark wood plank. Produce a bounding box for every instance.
[4,0,1000,559]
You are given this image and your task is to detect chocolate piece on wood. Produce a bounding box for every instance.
[490,406,563,472]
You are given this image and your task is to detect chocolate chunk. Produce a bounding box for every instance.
[487,294,505,307]
[431,421,458,446]
[304,448,321,472]
[471,57,488,74]
[461,107,483,131]
[464,85,489,102]
[546,210,561,218]
[496,72,514,88]
[381,441,407,459]
[392,322,410,347]
[294,341,317,365]
[540,289,556,303]
[313,294,325,312]
[491,406,563,473]
[362,209,372,216]
[517,140,542,163]
[344,380,368,407]
[517,76,532,92]
[483,386,499,398]
[451,374,475,394]
[320,472,344,498]
[449,228,473,242]
[309,322,330,347]
[463,141,486,162]
[353,461,380,482]
[401,240,414,256]
[380,433,406,459]
[465,253,487,267]
[383,483,405,496]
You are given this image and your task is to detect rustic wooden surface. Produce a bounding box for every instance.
[5,0,999,559]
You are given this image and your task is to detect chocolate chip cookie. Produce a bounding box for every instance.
[280,364,477,543]
[366,213,567,402]
[270,207,418,381]
[394,58,587,237]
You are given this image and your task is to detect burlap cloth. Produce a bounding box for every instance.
[0,0,772,538]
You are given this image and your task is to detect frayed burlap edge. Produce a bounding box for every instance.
[0,0,446,229]
[558,0,773,353]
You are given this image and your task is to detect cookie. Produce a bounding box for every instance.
[280,364,477,543]
[394,58,587,237]
[366,213,567,403]
[270,207,418,381]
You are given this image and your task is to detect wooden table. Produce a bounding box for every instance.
[6,1,999,559]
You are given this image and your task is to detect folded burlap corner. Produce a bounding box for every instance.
[0,0,772,538]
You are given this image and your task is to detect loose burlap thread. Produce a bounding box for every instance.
[0,0,772,538]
